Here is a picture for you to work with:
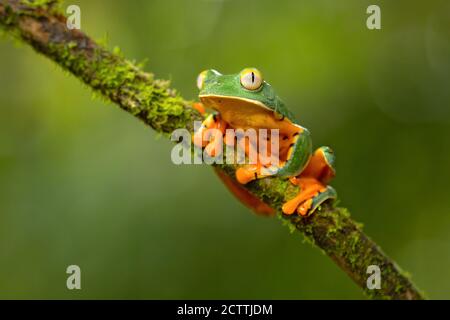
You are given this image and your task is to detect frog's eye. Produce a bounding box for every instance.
[240,68,263,91]
[197,70,208,90]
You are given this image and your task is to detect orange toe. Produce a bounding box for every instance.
[192,102,205,115]
[236,167,257,184]
[297,198,313,216]
[282,198,300,215]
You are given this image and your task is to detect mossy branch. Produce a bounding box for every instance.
[0,0,425,299]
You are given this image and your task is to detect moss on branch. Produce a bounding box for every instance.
[0,0,425,299]
[0,0,201,133]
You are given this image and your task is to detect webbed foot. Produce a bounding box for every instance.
[282,146,337,216]
[296,186,337,216]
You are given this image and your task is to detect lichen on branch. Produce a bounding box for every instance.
[0,0,425,299]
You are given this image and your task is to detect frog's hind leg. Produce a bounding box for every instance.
[282,147,337,216]
[282,177,328,215]
[214,167,275,216]
[301,146,336,184]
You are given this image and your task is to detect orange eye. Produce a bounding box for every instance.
[197,70,208,90]
[240,68,263,90]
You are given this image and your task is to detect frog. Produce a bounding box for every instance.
[193,68,337,216]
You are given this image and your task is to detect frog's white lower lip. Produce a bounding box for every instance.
[198,94,272,111]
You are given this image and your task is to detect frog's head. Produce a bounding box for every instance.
[197,68,296,128]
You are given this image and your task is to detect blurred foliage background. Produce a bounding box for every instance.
[0,0,449,299]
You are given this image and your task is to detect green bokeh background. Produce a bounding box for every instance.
[1,0,449,299]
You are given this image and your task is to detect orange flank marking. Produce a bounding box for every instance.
[285,133,299,160]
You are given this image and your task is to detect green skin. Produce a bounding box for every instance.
[198,69,334,178]
[197,68,337,215]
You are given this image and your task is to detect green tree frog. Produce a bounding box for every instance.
[193,68,337,216]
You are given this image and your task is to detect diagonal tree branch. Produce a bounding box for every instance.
[0,0,425,299]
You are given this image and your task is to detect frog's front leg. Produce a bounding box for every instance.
[193,113,228,157]
[282,146,337,216]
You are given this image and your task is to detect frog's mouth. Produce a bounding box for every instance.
[199,94,298,135]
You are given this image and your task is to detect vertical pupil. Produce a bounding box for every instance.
[251,72,255,83]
